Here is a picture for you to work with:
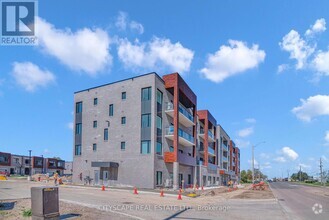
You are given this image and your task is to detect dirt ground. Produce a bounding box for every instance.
[197,184,275,199]
[0,199,125,220]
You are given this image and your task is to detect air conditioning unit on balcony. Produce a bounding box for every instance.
[164,178,173,188]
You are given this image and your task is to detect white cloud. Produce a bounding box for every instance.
[292,95,329,122]
[67,122,73,130]
[248,159,258,166]
[260,153,270,159]
[279,30,315,70]
[43,148,50,154]
[234,139,250,148]
[200,40,265,83]
[117,37,194,74]
[298,163,311,169]
[245,118,256,123]
[115,11,144,34]
[325,131,329,146]
[282,147,299,161]
[238,127,254,138]
[261,162,272,169]
[277,64,289,74]
[37,17,112,75]
[305,18,326,36]
[12,62,55,92]
[313,50,329,76]
[274,157,286,163]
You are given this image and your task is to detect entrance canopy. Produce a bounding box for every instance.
[91,162,119,168]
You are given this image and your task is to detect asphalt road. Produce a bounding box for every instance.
[270,182,329,220]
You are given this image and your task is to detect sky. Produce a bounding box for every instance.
[1,0,329,178]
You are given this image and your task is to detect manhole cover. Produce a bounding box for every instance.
[122,202,134,204]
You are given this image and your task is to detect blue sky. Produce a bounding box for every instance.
[1,0,329,178]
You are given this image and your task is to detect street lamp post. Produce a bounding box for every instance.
[41,155,44,174]
[252,141,265,184]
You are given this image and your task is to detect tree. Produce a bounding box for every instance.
[291,171,309,181]
[240,169,266,183]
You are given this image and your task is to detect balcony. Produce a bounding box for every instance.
[198,129,215,142]
[222,156,228,163]
[164,152,196,166]
[222,143,228,151]
[199,146,216,157]
[208,162,218,171]
[165,102,195,127]
[165,126,194,147]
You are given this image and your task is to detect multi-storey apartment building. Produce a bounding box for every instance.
[72,72,240,189]
[0,152,65,175]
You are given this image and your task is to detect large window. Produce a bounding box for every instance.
[76,102,82,113]
[156,142,162,155]
[121,117,126,125]
[141,114,151,127]
[156,171,162,185]
[141,141,151,154]
[104,128,108,141]
[156,116,162,129]
[141,87,151,101]
[93,143,97,151]
[109,104,114,116]
[93,98,98,106]
[156,90,163,104]
[93,120,97,128]
[121,142,125,151]
[75,123,82,135]
[75,145,81,155]
[122,92,126,100]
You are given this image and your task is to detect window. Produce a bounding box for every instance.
[75,145,81,155]
[188,174,192,184]
[169,146,174,152]
[75,123,82,135]
[109,104,114,116]
[156,142,162,155]
[141,141,150,154]
[121,92,126,100]
[93,121,97,128]
[121,142,125,151]
[93,143,97,151]
[76,102,82,113]
[141,87,151,101]
[156,90,163,104]
[156,171,162,185]
[156,116,162,129]
[121,117,126,125]
[141,114,151,127]
[104,128,108,141]
[94,98,98,106]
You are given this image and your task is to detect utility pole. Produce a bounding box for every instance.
[252,145,255,183]
[320,158,324,186]
[287,169,290,180]
[299,166,302,182]
[28,150,32,181]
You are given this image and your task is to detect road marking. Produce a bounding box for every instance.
[60,199,146,220]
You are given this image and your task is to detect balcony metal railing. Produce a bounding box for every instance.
[166,126,194,143]
[165,102,194,123]
[222,156,228,162]
[223,143,228,151]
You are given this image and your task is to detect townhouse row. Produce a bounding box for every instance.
[73,72,240,189]
[0,152,68,176]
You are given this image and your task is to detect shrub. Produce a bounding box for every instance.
[22,209,32,217]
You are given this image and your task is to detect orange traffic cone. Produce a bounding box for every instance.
[133,187,138,195]
[160,189,164,197]
[177,192,182,200]
[101,185,105,191]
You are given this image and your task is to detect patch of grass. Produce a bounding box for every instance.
[22,209,32,217]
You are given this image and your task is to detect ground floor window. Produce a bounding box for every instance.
[188,174,192,184]
[156,171,162,185]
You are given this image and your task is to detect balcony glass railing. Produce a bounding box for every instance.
[165,103,194,123]
[208,147,215,155]
[222,156,228,162]
[223,144,228,151]
[208,130,214,139]
[166,126,194,143]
